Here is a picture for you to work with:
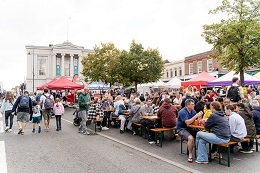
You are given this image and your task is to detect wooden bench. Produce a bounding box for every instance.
[132,122,145,137]
[94,119,102,132]
[256,135,260,152]
[217,138,250,167]
[150,128,174,147]
[112,116,120,128]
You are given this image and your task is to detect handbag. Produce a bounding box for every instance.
[131,106,141,122]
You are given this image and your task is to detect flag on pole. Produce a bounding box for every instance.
[72,74,78,83]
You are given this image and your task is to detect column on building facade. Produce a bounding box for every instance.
[78,55,82,78]
[52,54,56,77]
[70,54,74,77]
[61,54,65,76]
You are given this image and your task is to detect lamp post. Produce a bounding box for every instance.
[28,46,35,93]
[32,46,35,93]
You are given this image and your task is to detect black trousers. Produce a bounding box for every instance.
[102,112,109,127]
[5,110,14,129]
[241,138,254,150]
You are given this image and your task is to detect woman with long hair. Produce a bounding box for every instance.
[0,91,15,132]
[195,101,231,164]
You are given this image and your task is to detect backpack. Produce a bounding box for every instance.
[44,95,54,109]
[227,86,240,102]
[19,95,30,108]
[35,94,42,102]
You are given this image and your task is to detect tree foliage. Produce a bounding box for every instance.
[202,0,260,86]
[117,40,164,89]
[81,43,121,85]
[81,41,164,89]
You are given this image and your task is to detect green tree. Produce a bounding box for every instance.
[117,40,164,90]
[202,0,260,86]
[81,43,121,85]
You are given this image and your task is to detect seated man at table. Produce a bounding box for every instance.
[140,98,154,116]
[157,98,177,128]
[112,95,124,127]
[102,96,114,130]
[196,101,231,164]
[118,99,130,134]
[140,98,157,141]
[225,104,247,152]
[225,104,247,142]
[114,95,124,116]
[177,99,202,163]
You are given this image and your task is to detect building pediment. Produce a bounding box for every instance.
[52,41,84,50]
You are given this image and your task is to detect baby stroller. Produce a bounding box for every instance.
[73,108,82,126]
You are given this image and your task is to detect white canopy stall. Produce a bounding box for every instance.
[164,77,182,88]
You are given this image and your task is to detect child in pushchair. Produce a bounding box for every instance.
[73,108,81,126]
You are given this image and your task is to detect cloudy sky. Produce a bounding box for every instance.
[0,0,224,90]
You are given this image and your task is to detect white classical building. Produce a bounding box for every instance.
[161,59,185,82]
[25,41,93,92]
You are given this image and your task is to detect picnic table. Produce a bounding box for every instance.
[142,116,158,121]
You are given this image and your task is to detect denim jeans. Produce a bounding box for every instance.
[55,115,61,129]
[196,131,229,162]
[78,110,87,132]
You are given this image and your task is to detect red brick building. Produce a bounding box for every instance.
[184,51,228,80]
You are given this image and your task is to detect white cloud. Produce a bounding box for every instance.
[0,0,224,90]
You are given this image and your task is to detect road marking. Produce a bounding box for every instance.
[0,141,8,173]
[61,118,74,125]
[0,112,2,118]
[0,121,4,133]
[61,118,202,173]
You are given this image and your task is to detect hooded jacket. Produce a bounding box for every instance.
[252,107,260,134]
[238,109,256,138]
[204,111,231,140]
[157,102,177,128]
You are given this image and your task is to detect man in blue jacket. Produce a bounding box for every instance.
[11,91,33,135]
[118,99,130,134]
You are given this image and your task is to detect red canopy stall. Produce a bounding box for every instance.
[47,76,84,90]
[36,78,58,90]
[181,71,216,90]
[48,76,84,103]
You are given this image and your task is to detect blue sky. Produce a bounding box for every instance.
[0,0,224,90]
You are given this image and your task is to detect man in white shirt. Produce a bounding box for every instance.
[140,99,154,116]
[225,104,250,153]
[113,95,124,116]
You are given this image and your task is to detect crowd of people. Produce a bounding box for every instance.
[96,77,260,164]
[1,76,260,165]
[0,89,64,134]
